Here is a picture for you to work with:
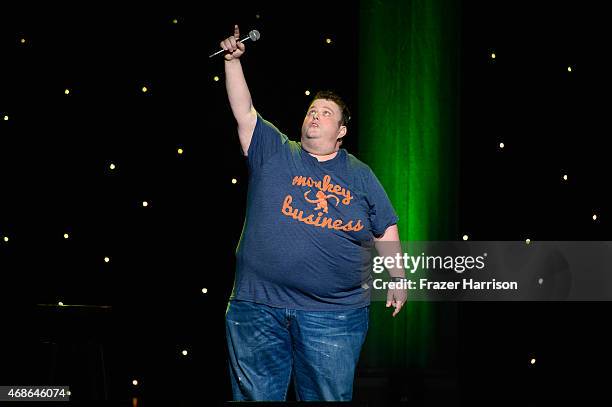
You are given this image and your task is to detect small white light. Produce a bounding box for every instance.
[491,52,496,59]
[132,380,138,386]
[20,38,26,44]
[525,239,531,245]
[109,163,116,170]
[530,358,536,365]
[58,301,64,306]
[567,66,572,72]
[213,76,220,82]
[142,201,149,207]
[182,350,188,356]
[563,174,568,181]
[64,89,70,95]
[325,38,332,44]
[172,18,178,24]
[141,86,148,93]
[64,233,69,239]
[593,214,598,221]
[3,115,8,121]
[202,288,208,294]
[462,235,469,241]
[3,236,8,242]
[255,14,261,19]
[104,257,110,263]
[231,178,237,184]
[499,142,505,149]
[177,148,184,155]
[305,90,311,96]
[538,278,544,285]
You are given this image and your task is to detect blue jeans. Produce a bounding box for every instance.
[225,299,369,401]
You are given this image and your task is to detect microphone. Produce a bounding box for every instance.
[209,29,261,58]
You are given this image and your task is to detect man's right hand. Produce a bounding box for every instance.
[220,25,245,61]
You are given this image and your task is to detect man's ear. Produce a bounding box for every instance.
[337,125,347,140]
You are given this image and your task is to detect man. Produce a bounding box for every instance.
[221,25,407,401]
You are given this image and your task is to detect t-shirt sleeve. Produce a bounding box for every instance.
[366,169,399,237]
[246,113,288,174]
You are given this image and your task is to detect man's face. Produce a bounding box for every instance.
[301,99,346,146]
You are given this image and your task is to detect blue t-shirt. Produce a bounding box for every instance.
[231,114,399,310]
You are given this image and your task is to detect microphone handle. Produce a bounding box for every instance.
[209,34,252,58]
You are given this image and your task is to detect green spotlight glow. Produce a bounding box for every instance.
[358,0,459,368]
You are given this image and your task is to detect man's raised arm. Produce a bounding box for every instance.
[221,24,257,156]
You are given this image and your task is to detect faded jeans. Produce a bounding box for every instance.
[225,299,369,401]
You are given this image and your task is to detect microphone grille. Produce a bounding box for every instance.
[249,30,261,41]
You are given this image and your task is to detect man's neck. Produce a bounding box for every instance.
[302,144,340,162]
[308,150,338,162]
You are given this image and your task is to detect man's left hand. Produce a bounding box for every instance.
[386,287,407,317]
